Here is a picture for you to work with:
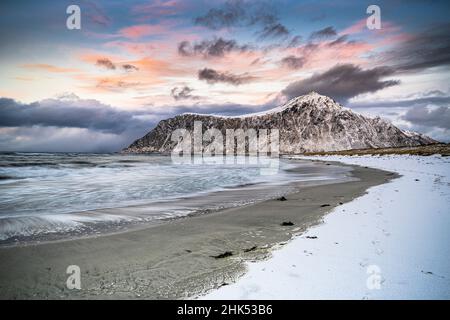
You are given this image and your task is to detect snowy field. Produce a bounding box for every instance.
[203,155,450,299]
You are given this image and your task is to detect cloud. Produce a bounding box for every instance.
[282,64,400,102]
[94,59,139,72]
[170,86,199,100]
[194,0,247,29]
[198,68,255,85]
[131,0,185,19]
[96,58,116,70]
[194,0,289,39]
[178,37,250,58]
[286,35,302,48]
[402,105,450,130]
[82,0,111,27]
[118,24,167,39]
[309,26,337,40]
[0,95,160,152]
[122,64,139,72]
[21,64,78,73]
[348,90,450,142]
[328,35,349,46]
[95,79,141,92]
[280,55,305,69]
[0,95,277,152]
[154,100,278,118]
[0,96,152,135]
[350,94,450,110]
[258,23,289,39]
[388,23,450,72]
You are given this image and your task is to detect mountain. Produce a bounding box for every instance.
[122,92,437,154]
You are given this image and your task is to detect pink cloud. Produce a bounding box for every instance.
[131,0,186,19]
[21,64,79,73]
[118,24,169,39]
[341,19,403,37]
[104,41,157,56]
[340,19,367,35]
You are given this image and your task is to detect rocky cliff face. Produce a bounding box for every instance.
[123,92,437,154]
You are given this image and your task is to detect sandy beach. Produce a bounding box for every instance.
[204,155,450,299]
[0,161,393,299]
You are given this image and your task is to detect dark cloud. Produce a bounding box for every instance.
[194,0,247,30]
[282,64,400,102]
[82,0,112,27]
[328,35,349,46]
[388,23,450,72]
[122,64,139,72]
[309,26,337,40]
[198,68,255,85]
[350,94,450,109]
[258,23,289,39]
[299,43,319,57]
[96,79,141,91]
[177,41,191,56]
[0,95,159,152]
[170,86,199,101]
[0,96,151,135]
[250,58,261,66]
[178,37,250,58]
[280,55,305,69]
[347,90,450,142]
[194,0,289,39]
[0,95,277,152]
[402,105,450,130]
[286,35,302,48]
[95,59,138,72]
[159,102,272,118]
[96,58,116,70]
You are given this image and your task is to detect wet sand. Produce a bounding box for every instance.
[0,161,396,299]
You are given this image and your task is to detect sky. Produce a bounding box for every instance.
[0,0,449,152]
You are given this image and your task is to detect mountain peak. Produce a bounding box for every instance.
[279,91,344,112]
[305,90,321,96]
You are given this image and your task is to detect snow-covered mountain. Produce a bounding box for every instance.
[123,92,437,154]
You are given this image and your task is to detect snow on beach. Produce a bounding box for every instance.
[203,155,450,299]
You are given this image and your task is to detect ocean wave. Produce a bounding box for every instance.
[0,175,16,180]
[0,162,59,167]
[0,154,347,244]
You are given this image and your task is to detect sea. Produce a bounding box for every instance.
[0,152,350,244]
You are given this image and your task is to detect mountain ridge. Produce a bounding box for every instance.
[123,92,437,154]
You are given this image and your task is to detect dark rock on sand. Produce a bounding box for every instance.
[244,246,257,253]
[211,251,233,259]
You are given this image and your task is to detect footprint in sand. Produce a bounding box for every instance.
[303,250,313,256]
[359,260,369,268]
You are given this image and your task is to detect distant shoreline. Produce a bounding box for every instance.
[301,143,450,156]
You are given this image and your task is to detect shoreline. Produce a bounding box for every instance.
[203,155,450,299]
[0,160,395,299]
